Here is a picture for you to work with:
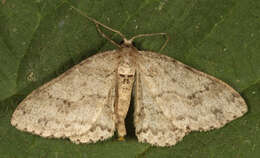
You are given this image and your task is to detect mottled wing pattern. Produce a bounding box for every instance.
[11,50,120,144]
[134,51,247,146]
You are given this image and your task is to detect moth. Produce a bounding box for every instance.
[11,7,248,147]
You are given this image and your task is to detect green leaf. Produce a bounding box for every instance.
[0,0,259,157]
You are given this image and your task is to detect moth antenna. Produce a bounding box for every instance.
[71,6,169,51]
[128,32,170,52]
[71,6,127,48]
[95,24,121,48]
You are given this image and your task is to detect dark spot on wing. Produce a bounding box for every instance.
[188,116,198,121]
[171,78,176,83]
[232,92,241,98]
[204,86,210,91]
[199,127,204,131]
[183,65,196,73]
[209,126,214,129]
[176,115,185,121]
[90,128,94,132]
[188,94,196,100]
[65,124,70,128]
[211,108,223,115]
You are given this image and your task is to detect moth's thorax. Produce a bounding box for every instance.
[117,46,137,98]
[117,69,135,95]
